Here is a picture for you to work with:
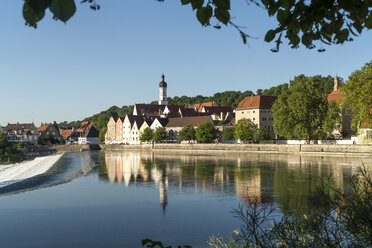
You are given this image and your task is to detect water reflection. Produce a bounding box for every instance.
[100,151,371,217]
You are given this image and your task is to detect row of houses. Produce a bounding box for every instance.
[1,121,99,145]
[105,75,371,144]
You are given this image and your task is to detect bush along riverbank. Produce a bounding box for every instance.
[0,132,24,164]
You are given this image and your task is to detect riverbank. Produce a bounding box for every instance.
[100,143,372,156]
[0,154,63,188]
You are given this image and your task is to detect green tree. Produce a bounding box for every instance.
[195,122,217,143]
[140,127,154,143]
[342,61,372,131]
[153,127,167,143]
[178,125,196,142]
[0,132,25,164]
[254,127,272,141]
[323,101,342,138]
[272,76,330,142]
[234,118,258,142]
[222,127,235,141]
[22,1,371,51]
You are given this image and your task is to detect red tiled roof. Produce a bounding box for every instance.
[167,116,212,128]
[236,96,277,110]
[327,89,343,102]
[196,101,217,112]
[38,123,51,133]
[60,129,73,140]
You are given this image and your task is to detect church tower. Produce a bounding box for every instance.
[334,75,339,91]
[158,74,168,105]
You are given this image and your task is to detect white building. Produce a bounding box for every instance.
[158,74,168,105]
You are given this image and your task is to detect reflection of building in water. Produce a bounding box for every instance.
[102,151,368,215]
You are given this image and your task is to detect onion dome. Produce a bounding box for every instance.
[159,74,167,87]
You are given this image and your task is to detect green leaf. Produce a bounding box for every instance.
[23,2,45,28]
[264,29,276,42]
[181,0,191,5]
[49,0,76,23]
[26,0,52,14]
[365,14,372,29]
[214,0,230,10]
[301,33,312,46]
[214,8,230,25]
[277,9,290,25]
[196,5,213,26]
[191,0,204,10]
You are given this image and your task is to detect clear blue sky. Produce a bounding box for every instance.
[0,0,371,126]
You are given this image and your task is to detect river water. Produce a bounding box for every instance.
[0,151,371,248]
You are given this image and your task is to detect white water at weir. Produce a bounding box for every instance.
[0,154,63,188]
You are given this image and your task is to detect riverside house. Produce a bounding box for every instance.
[235,95,277,138]
[3,123,39,144]
[166,116,213,141]
[38,122,63,144]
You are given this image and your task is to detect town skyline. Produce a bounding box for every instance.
[1,1,371,125]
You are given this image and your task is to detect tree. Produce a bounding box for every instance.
[195,122,217,143]
[342,61,372,131]
[222,127,235,141]
[153,127,167,143]
[178,125,196,142]
[0,132,25,164]
[254,127,272,141]
[323,101,342,138]
[140,127,154,143]
[21,1,371,51]
[272,76,332,142]
[234,118,258,142]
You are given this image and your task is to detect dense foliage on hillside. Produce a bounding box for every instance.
[0,132,24,164]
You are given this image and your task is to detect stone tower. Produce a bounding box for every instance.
[158,74,168,105]
[334,75,339,91]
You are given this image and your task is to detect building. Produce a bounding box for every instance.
[139,120,153,138]
[158,74,168,105]
[150,118,169,130]
[235,95,277,138]
[3,123,39,144]
[122,115,144,144]
[60,128,77,144]
[166,116,213,141]
[193,101,218,112]
[38,122,63,144]
[115,117,125,142]
[200,106,233,122]
[327,76,352,138]
[357,117,372,144]
[76,122,100,145]
[105,116,118,144]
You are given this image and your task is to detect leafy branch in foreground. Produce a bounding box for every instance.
[22,0,371,51]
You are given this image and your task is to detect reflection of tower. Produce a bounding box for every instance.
[159,175,168,214]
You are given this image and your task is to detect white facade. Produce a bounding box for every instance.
[78,137,99,145]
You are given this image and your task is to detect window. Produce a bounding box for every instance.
[367,130,372,140]
[253,118,255,121]
[242,111,244,114]
[247,111,250,113]
[253,111,255,113]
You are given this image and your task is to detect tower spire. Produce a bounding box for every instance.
[334,74,339,91]
[158,74,168,105]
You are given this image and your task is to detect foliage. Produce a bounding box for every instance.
[140,127,154,142]
[178,125,196,142]
[208,165,372,248]
[234,119,258,142]
[342,61,372,131]
[222,127,235,141]
[0,132,25,164]
[22,0,372,50]
[254,127,272,141]
[195,122,218,143]
[142,238,191,248]
[272,75,335,141]
[153,127,167,142]
[323,101,342,138]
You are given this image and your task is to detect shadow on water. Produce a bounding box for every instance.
[0,151,101,197]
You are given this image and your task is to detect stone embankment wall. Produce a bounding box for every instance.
[54,144,101,153]
[21,146,56,159]
[101,143,372,156]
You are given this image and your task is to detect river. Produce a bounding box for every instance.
[0,151,370,248]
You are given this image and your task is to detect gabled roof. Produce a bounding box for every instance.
[4,123,35,131]
[327,89,342,102]
[76,121,91,133]
[134,104,166,116]
[167,116,212,128]
[126,115,145,127]
[153,118,169,127]
[38,123,51,133]
[81,125,99,138]
[194,101,218,112]
[180,108,208,117]
[236,96,277,110]
[203,106,233,115]
[60,129,74,140]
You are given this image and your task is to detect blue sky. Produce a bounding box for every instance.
[0,0,371,126]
